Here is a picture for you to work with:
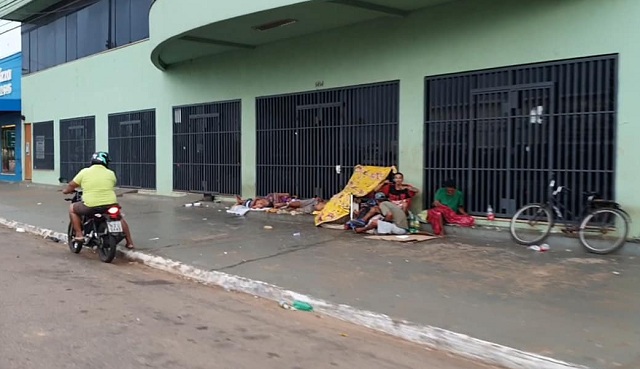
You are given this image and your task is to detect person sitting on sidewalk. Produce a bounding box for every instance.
[376,172,420,213]
[428,179,475,236]
[355,192,408,235]
[62,151,135,249]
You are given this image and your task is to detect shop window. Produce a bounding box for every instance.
[33,121,55,170]
[1,125,17,174]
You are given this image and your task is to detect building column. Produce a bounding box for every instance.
[155,106,173,195]
[240,95,256,198]
[398,77,425,211]
[615,53,640,238]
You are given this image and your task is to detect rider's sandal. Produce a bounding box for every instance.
[125,244,135,249]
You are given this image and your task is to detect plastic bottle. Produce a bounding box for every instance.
[279,300,293,310]
[408,213,418,234]
[412,217,420,233]
[280,300,314,311]
[487,205,495,221]
[292,300,314,311]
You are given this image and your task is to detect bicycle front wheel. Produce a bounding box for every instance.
[579,208,629,255]
[510,204,553,245]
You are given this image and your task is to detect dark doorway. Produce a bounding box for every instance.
[256,81,399,199]
[60,116,95,181]
[424,55,617,218]
[108,109,156,189]
[172,100,241,195]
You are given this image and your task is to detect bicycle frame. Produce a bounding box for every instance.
[544,176,629,230]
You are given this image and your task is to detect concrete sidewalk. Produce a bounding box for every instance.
[1,182,638,369]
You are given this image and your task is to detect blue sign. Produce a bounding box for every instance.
[0,52,21,112]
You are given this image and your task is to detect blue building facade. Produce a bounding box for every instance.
[0,52,22,182]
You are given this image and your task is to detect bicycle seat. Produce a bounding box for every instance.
[583,191,601,201]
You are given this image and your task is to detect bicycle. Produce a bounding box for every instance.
[509,175,631,255]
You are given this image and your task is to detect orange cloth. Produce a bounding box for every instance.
[314,165,395,226]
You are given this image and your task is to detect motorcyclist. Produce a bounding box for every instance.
[62,151,135,249]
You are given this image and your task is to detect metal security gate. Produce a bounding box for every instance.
[256,81,399,199]
[108,110,156,189]
[424,55,617,219]
[173,100,241,195]
[60,116,96,181]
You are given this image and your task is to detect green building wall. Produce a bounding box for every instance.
[20,0,640,236]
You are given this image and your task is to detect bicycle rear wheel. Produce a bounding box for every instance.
[579,208,629,255]
[510,204,553,245]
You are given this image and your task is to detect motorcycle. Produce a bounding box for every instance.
[60,178,125,263]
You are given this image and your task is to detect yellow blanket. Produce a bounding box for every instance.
[314,165,395,226]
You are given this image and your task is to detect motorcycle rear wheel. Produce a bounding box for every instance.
[98,234,118,263]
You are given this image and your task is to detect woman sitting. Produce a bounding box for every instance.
[428,180,475,235]
[377,172,419,213]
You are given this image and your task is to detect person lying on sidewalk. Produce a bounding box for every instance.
[428,180,475,236]
[278,197,327,214]
[354,192,408,235]
[234,193,291,209]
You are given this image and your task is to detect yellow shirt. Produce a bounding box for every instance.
[72,165,118,207]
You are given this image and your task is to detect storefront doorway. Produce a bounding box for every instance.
[256,81,399,199]
[23,123,32,180]
[424,54,618,219]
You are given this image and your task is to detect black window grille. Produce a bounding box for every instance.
[33,121,55,170]
[424,54,618,219]
[60,116,96,181]
[172,100,241,195]
[256,81,399,199]
[108,109,156,189]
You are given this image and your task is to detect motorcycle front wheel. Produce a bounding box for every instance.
[98,234,118,263]
[67,222,82,254]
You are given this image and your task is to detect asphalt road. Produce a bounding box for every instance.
[0,226,494,369]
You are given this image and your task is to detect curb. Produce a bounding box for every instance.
[0,216,589,369]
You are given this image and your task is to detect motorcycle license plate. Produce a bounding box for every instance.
[107,221,123,233]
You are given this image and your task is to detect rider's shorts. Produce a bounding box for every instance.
[73,202,119,216]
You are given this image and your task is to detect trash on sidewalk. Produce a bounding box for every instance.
[149,237,160,241]
[528,244,550,252]
[184,202,203,208]
[293,232,301,237]
[263,225,273,230]
[227,205,251,216]
[365,234,438,243]
[612,271,621,275]
[279,300,314,311]
[16,228,25,233]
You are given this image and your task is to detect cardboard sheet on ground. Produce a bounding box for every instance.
[314,165,395,226]
[365,234,439,243]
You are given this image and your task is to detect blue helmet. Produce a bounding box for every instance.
[90,151,111,167]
